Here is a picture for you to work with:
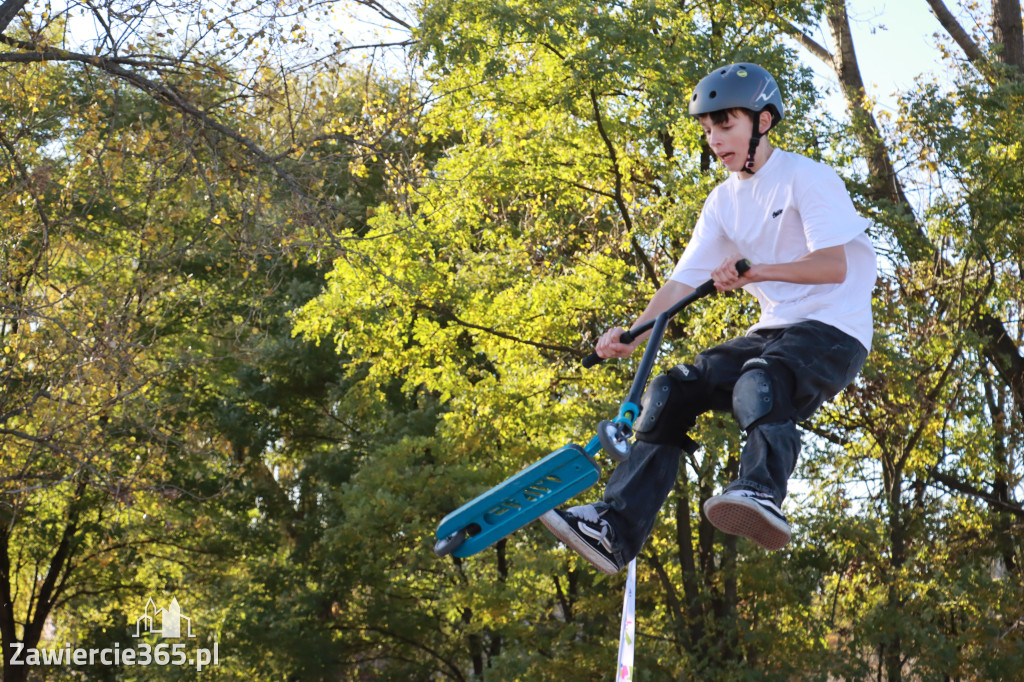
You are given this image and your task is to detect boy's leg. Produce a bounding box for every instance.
[705,321,868,549]
[540,436,696,574]
[595,350,748,561]
[542,336,765,572]
[728,321,867,500]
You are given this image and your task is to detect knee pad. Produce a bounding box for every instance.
[633,364,707,450]
[732,358,795,430]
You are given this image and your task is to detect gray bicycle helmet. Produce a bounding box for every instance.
[689,63,784,173]
[689,63,784,124]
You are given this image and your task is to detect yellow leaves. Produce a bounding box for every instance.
[1,345,27,362]
[986,142,1021,161]
[350,159,370,178]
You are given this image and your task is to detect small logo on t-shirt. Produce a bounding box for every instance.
[771,209,784,219]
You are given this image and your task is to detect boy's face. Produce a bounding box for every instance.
[699,110,757,173]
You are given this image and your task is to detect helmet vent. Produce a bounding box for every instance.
[709,90,717,98]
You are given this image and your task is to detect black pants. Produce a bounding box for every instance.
[595,320,868,565]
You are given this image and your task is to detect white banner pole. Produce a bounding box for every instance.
[616,558,637,681]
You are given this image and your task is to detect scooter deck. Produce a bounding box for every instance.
[436,443,601,558]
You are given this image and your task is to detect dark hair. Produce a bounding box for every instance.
[700,108,759,127]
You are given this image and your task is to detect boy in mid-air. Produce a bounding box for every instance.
[541,62,876,575]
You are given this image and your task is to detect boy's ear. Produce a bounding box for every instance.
[758,110,773,134]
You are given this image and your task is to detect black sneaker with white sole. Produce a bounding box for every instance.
[540,504,622,575]
[703,489,792,551]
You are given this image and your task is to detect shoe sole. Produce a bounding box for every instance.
[539,510,620,575]
[703,496,791,551]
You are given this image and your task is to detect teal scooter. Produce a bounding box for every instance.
[433,260,750,557]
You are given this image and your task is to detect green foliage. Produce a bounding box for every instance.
[295,0,834,678]
[2,1,1023,681]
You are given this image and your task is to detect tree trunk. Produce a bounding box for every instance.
[824,1,928,258]
[675,479,703,648]
[462,606,483,676]
[985,377,1021,580]
[882,457,907,682]
[0,512,22,682]
[992,0,1024,71]
[1,482,84,682]
[821,0,1024,423]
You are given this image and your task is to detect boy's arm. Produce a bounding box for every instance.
[596,279,696,359]
[713,244,847,291]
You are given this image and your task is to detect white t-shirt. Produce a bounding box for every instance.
[670,149,876,351]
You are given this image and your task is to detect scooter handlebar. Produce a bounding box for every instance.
[582,259,750,368]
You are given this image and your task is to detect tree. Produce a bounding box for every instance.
[778,1,1024,678]
[1,6,428,680]
[297,0,1024,679]
[296,1,847,677]
[3,0,1023,679]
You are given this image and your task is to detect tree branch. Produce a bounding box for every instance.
[976,311,1024,409]
[775,18,833,64]
[928,467,1024,518]
[416,303,578,356]
[0,0,28,36]
[896,343,964,475]
[588,89,660,288]
[23,481,85,650]
[924,0,987,67]
[791,3,1024,423]
[332,623,466,681]
[0,44,304,196]
[588,89,633,235]
[350,0,414,31]
[822,1,930,259]
[644,549,685,654]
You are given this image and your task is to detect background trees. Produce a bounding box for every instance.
[1,0,1022,680]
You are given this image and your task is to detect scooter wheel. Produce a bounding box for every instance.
[433,529,467,557]
[597,419,631,462]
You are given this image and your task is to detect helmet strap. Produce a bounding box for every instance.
[741,128,763,175]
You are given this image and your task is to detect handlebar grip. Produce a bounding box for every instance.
[582,326,639,368]
[581,259,750,368]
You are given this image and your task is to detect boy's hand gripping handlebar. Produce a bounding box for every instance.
[582,259,751,369]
